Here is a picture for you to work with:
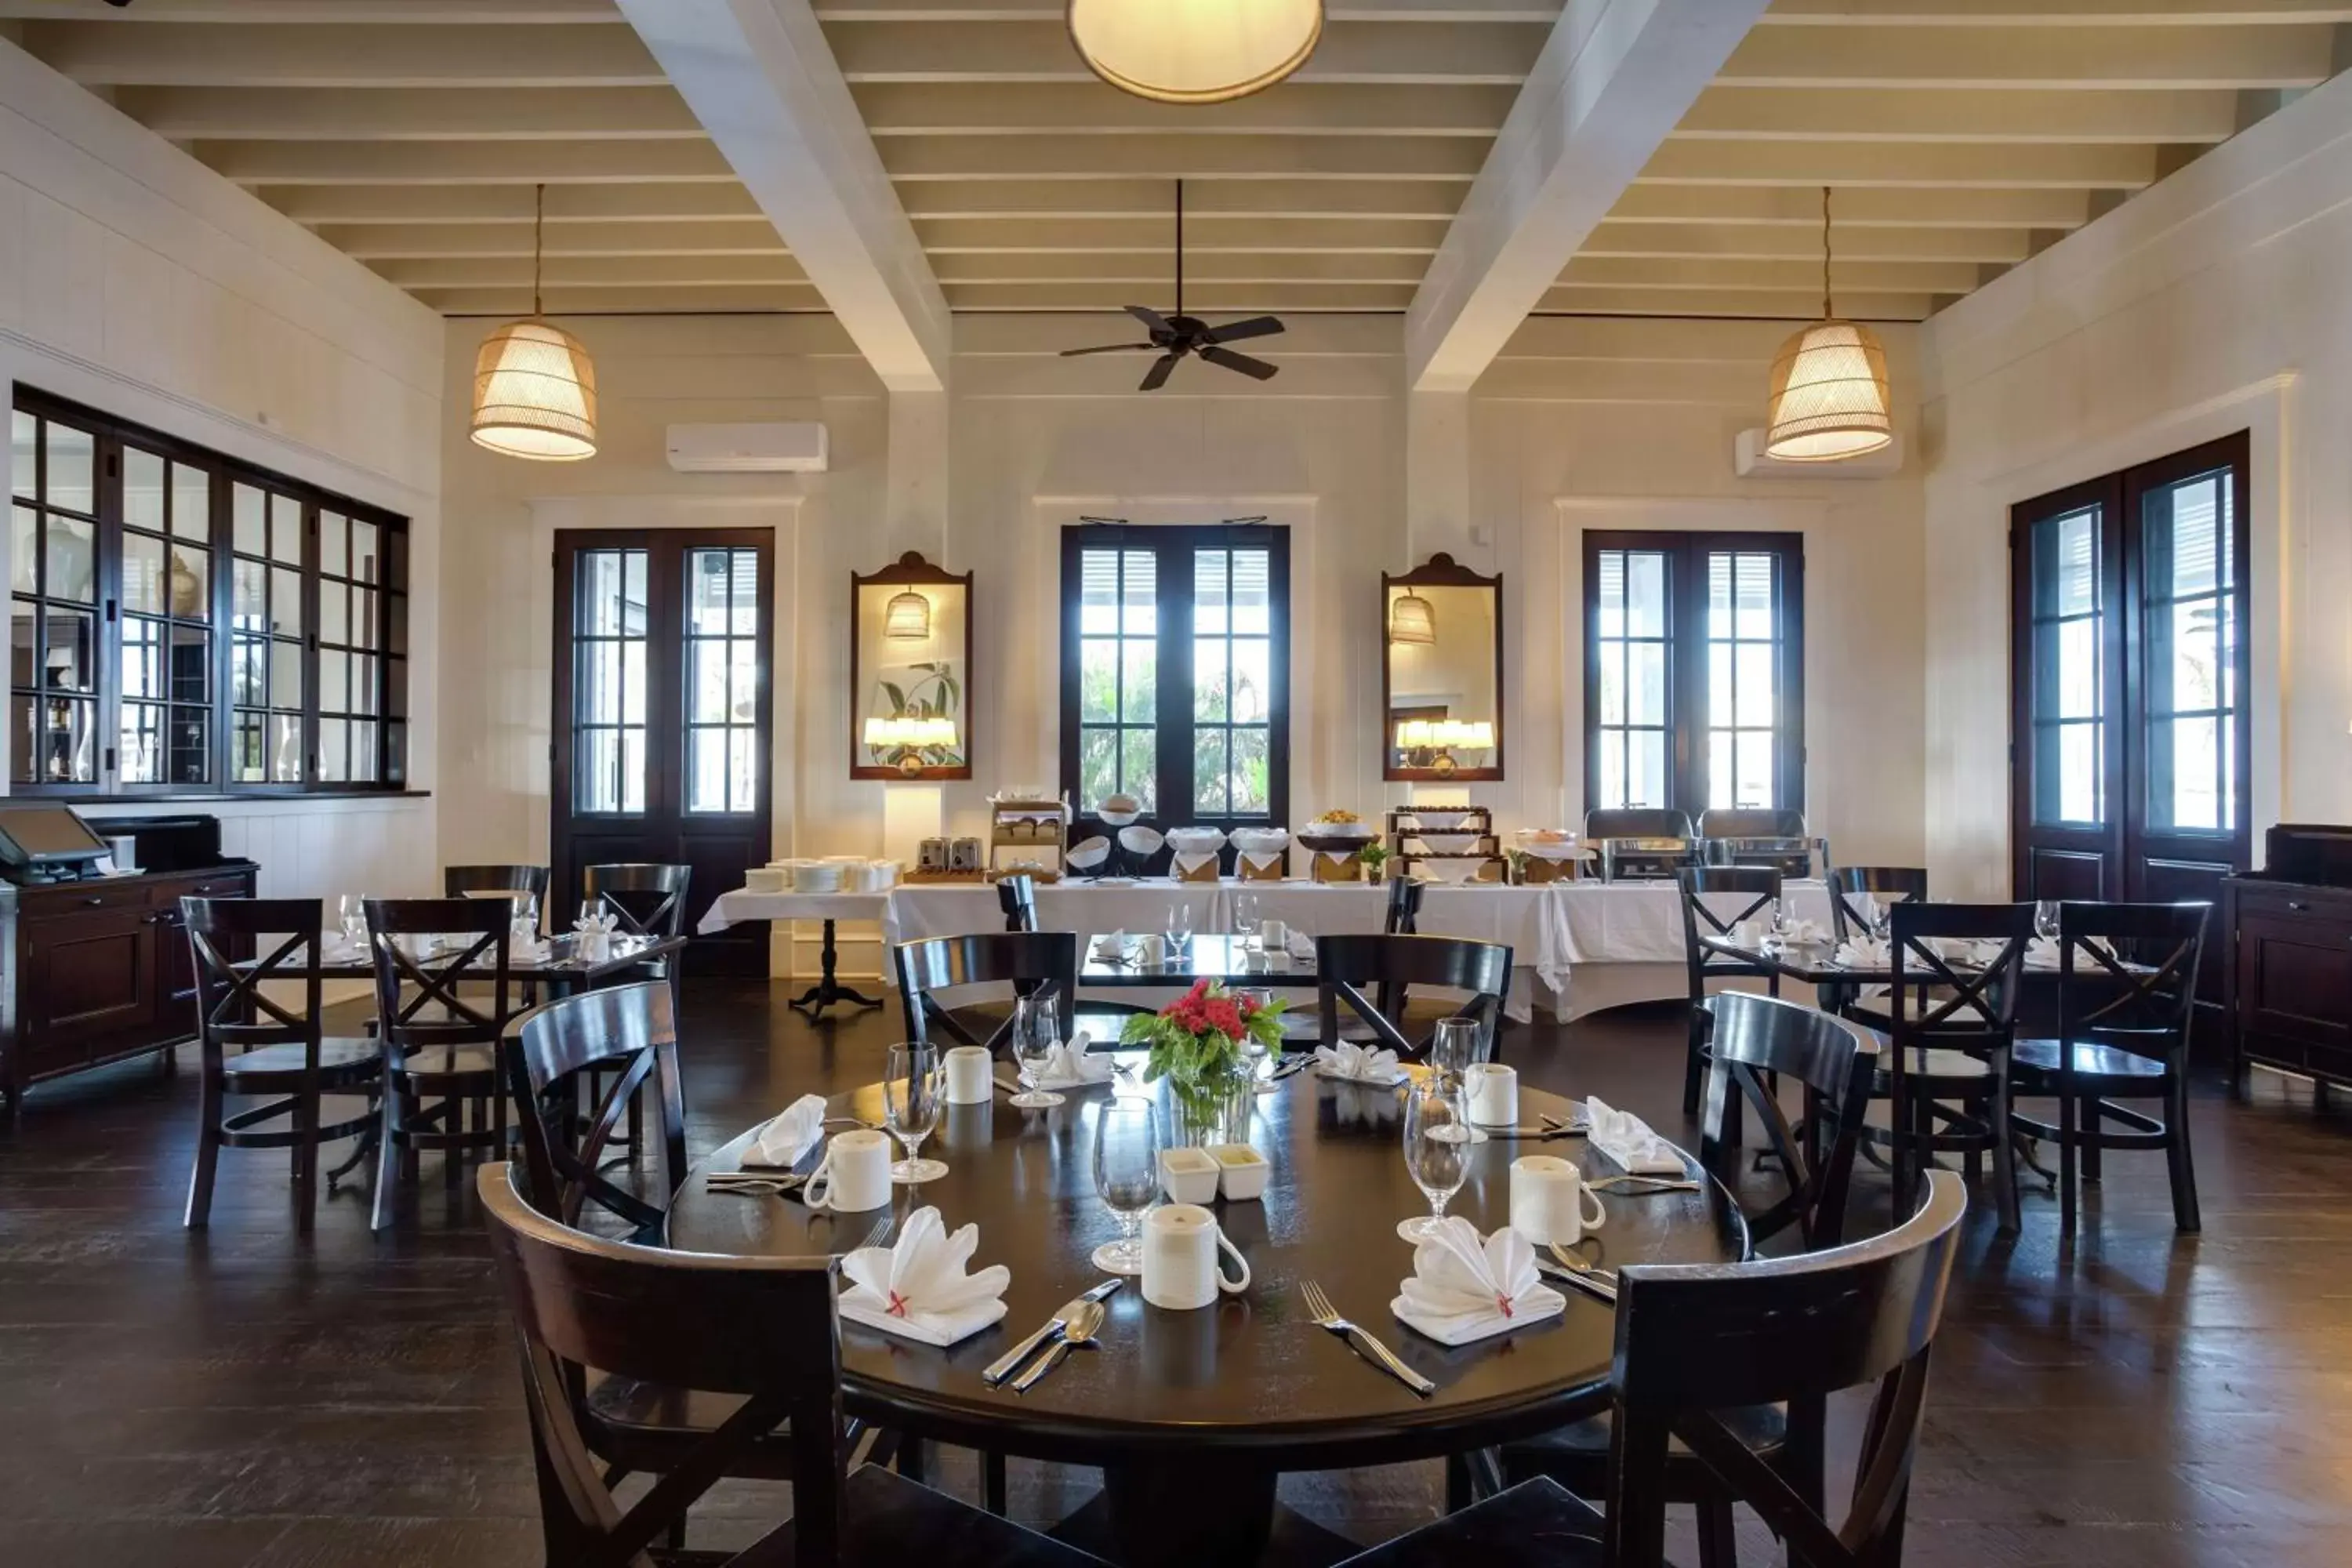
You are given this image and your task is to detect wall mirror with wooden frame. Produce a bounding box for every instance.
[1383,553,1504,782]
[851,552,972,781]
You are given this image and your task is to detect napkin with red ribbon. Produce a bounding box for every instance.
[1390,1218,1565,1347]
[838,1207,1011,1347]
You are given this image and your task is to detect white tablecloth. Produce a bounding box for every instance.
[700,877,1833,1022]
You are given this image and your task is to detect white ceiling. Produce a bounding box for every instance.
[2,0,2343,326]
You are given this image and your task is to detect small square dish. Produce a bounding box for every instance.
[1158,1146,1221,1204]
[1207,1143,1269,1201]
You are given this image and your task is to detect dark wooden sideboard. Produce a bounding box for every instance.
[2225,871,2352,1098]
[0,860,256,1117]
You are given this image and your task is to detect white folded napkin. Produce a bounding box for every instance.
[1238,853,1284,878]
[2022,935,2063,970]
[1285,931,1316,961]
[1780,917,1830,945]
[1583,1095,1686,1176]
[1730,917,1770,947]
[1390,1218,1566,1347]
[1314,1041,1404,1084]
[748,1093,828,1167]
[1033,1033,1113,1090]
[1834,935,1892,969]
[838,1207,1011,1347]
[1091,930,1129,962]
[573,910,619,936]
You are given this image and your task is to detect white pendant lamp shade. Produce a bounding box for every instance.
[469,183,598,463]
[884,588,932,641]
[1763,320,1891,462]
[1389,591,1436,645]
[470,320,598,462]
[1067,0,1323,105]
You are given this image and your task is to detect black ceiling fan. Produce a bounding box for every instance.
[1059,180,1283,391]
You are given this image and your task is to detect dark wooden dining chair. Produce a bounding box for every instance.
[477,1161,1106,1568]
[1871,900,2033,1234]
[1385,874,1424,935]
[2009,900,2209,1232]
[363,896,516,1232]
[897,931,1081,1057]
[1826,865,1929,943]
[1314,934,1511,1061]
[1673,866,1783,1114]
[444,862,550,911]
[1497,990,1876,1566]
[1338,1171,1969,1568]
[581,861,691,982]
[506,981,687,1243]
[181,897,381,1232]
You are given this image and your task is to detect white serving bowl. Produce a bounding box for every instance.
[1067,836,1111,870]
[1118,825,1166,856]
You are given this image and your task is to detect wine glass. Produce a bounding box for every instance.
[882,1044,947,1183]
[1091,1098,1160,1276]
[1233,892,1261,947]
[1009,993,1066,1110]
[1768,896,1794,946]
[1866,895,1895,945]
[1239,986,1279,1090]
[2034,900,2060,942]
[335,894,366,953]
[1399,1076,1472,1243]
[1166,900,1193,953]
[1429,1017,1490,1143]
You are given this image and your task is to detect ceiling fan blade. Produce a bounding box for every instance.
[1199,346,1279,381]
[1059,343,1158,357]
[1203,315,1284,345]
[1139,353,1180,392]
[1125,303,1175,336]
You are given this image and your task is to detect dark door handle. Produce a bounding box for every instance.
[83,896,105,907]
[2288,901,2310,911]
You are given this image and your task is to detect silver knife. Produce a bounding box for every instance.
[982,1278,1123,1385]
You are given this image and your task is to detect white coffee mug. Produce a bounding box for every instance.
[1258,918,1288,951]
[1141,1203,1252,1310]
[1466,1063,1519,1127]
[1509,1155,1608,1247]
[944,1044,994,1105]
[802,1128,893,1213]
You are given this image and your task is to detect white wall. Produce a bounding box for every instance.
[1918,71,2352,896]
[0,38,445,900]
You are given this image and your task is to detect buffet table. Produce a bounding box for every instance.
[701,877,1834,1022]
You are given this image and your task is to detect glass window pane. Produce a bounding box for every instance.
[1193,638,1228,722]
[577,728,619,813]
[318,648,348,714]
[353,587,377,649]
[1599,641,1624,727]
[9,599,31,688]
[581,642,622,725]
[270,494,303,564]
[270,639,304,709]
[619,728,646,813]
[122,617,162,700]
[234,711,264,782]
[166,705,208,786]
[1628,642,1666,726]
[1231,638,1269,724]
[1080,550,1120,636]
[1707,642,1731,731]
[1596,552,1624,641]
[269,713,303,781]
[2161,716,2221,830]
[119,702,163,786]
[1708,554,1730,639]
[1120,728,1156,813]
[729,640,756,724]
[1708,729,1733,811]
[1121,639,1156,725]
[170,625,207,703]
[1625,552,1667,638]
[318,719,348,784]
[1193,728,1229,815]
[1120,550,1156,635]
[2056,619,2098,719]
[730,728,758,812]
[350,653,376,716]
[45,516,94,603]
[1080,727,1116,808]
[1599,729,1626,809]
[1230,726,1269,815]
[689,728,727,812]
[233,485,267,556]
[350,719,377,785]
[270,567,303,635]
[9,412,32,501]
[583,551,624,636]
[42,697,97,782]
[1734,644,1774,728]
[44,607,95,691]
[1195,550,1229,635]
[352,519,379,584]
[2060,722,2099,825]
[1733,554,1773,641]
[1080,639,1118,722]
[233,559,267,630]
[1735,731,1774,809]
[232,635,265,707]
[689,550,735,636]
[123,448,165,530]
[124,530,165,615]
[169,543,208,620]
[172,464,209,540]
[1630,730,1668,810]
[691,640,728,724]
[317,580,347,645]
[44,423,93,514]
[622,640,646,724]
[321,513,348,578]
[9,506,34,595]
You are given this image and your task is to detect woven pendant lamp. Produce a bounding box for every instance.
[1764,187,1892,463]
[1067,0,1323,105]
[884,588,932,641]
[470,184,597,463]
[1388,590,1436,645]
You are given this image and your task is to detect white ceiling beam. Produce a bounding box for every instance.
[898,180,1468,219]
[1635,140,2158,189]
[1672,85,2242,143]
[263,183,769,224]
[945,283,1420,311]
[1405,0,1771,392]
[416,285,830,314]
[880,136,1487,181]
[853,81,1519,136]
[1604,183,2092,227]
[815,0,1567,18]
[932,252,1428,284]
[372,255,811,288]
[114,85,705,141]
[17,21,664,86]
[1585,219,2030,262]
[0,2,616,20]
[1559,253,1980,292]
[1534,285,1933,318]
[823,20,1552,82]
[617,0,949,390]
[1718,23,2336,88]
[321,221,791,258]
[1760,1,2352,24]
[201,139,736,184]
[915,216,1452,252]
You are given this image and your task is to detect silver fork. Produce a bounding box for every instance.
[1299,1279,1433,1397]
[853,1213,896,1252]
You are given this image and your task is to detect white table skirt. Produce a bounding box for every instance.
[701,877,1834,1024]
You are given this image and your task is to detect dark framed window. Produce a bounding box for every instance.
[10,386,409,795]
[1581,530,1805,819]
[1059,522,1290,838]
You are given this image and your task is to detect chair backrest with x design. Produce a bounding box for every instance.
[997,875,1040,933]
[1675,866,1782,993]
[1385,875,1424,935]
[895,931,1078,1057]
[1315,934,1512,1061]
[508,982,688,1242]
[1698,991,1873,1254]
[1606,1171,1965,1568]
[363,896,515,1057]
[1828,866,1929,943]
[182,896,326,1058]
[480,1161,849,1568]
[2056,900,2209,1075]
[581,862,691,940]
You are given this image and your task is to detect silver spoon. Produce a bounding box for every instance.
[1011,1298,1105,1393]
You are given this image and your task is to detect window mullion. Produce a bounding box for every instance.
[1156,536,1195,827]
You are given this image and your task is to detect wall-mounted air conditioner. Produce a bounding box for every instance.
[666,422,829,474]
[1733,429,1904,479]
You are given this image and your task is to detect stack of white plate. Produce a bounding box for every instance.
[793,861,844,893]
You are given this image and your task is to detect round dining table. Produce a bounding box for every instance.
[666,1065,1749,1567]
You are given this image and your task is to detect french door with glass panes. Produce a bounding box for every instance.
[1581,531,1806,821]
[2010,434,2251,947]
[550,530,771,974]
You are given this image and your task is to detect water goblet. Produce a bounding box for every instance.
[882,1044,948,1183]
[1009,993,1066,1110]
[1091,1098,1161,1275]
[2034,900,2060,942]
[1429,1017,1490,1142]
[1166,901,1194,954]
[1399,1076,1472,1243]
[1233,893,1261,948]
[1238,985,1279,1090]
[335,893,366,953]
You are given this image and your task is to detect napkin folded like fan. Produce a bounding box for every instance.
[839,1207,1011,1347]
[1780,917,1831,945]
[748,1093,828,1168]
[1032,1033,1112,1090]
[1315,1040,1403,1084]
[1584,1095,1686,1176]
[1090,930,1130,963]
[1834,935,1892,970]
[1390,1218,1565,1347]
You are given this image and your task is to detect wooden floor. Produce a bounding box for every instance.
[2,981,2348,1566]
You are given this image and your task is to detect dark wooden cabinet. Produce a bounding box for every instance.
[0,861,256,1116]
[2224,875,2352,1092]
